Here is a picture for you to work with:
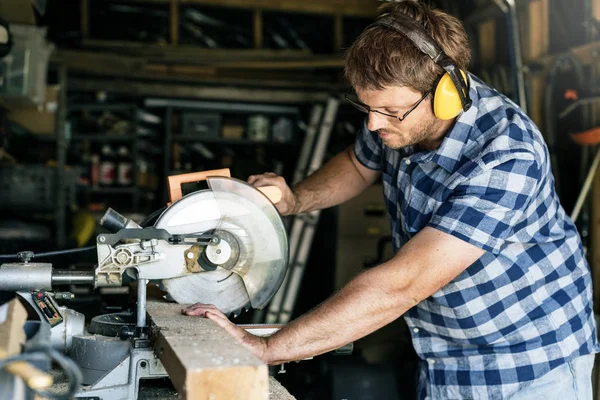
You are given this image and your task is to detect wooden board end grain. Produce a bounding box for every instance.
[147,300,268,400]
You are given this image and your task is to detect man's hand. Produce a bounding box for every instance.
[247,172,299,215]
[182,303,270,363]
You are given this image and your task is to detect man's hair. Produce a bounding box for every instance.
[344,0,471,93]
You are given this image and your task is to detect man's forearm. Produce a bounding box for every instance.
[264,264,414,364]
[292,147,378,214]
[261,227,485,365]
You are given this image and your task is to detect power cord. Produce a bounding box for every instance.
[0,347,82,399]
[0,246,97,261]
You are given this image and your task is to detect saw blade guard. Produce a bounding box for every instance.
[155,176,288,313]
[207,177,289,309]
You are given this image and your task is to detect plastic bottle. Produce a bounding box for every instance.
[90,154,100,188]
[116,146,133,187]
[99,145,116,187]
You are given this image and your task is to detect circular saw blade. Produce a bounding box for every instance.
[160,269,250,316]
[207,177,288,309]
[154,177,288,315]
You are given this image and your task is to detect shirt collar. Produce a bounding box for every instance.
[429,74,481,174]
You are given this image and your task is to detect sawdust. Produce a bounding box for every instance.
[269,376,296,400]
[46,349,293,399]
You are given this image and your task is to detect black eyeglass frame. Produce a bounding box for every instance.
[344,89,432,122]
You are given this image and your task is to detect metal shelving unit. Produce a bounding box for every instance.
[65,101,163,214]
[171,136,296,146]
[55,64,69,249]
[145,97,303,205]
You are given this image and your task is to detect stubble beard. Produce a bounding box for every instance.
[380,117,438,150]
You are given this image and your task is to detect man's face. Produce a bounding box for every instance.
[354,86,440,150]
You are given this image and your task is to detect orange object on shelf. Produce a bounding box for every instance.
[569,127,600,146]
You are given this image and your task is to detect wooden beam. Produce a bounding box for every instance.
[478,20,496,66]
[0,298,27,357]
[68,78,332,103]
[147,301,268,399]
[54,49,345,90]
[113,0,379,17]
[80,39,311,61]
[58,47,343,70]
[334,14,343,53]
[593,156,600,313]
[214,58,344,69]
[254,10,263,49]
[147,58,343,71]
[525,0,549,131]
[526,0,549,61]
[593,0,600,115]
[145,64,217,76]
[170,0,179,45]
[0,298,53,391]
[591,0,600,314]
[80,0,89,38]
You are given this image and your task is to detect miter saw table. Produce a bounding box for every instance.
[0,169,305,399]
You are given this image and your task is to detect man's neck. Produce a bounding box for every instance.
[417,119,456,151]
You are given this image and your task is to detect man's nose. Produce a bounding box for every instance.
[366,111,387,132]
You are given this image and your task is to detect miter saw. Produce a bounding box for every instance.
[0,169,289,399]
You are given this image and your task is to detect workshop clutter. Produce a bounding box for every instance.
[82,144,157,190]
[5,85,59,135]
[85,2,338,54]
[169,109,297,178]
[176,111,295,143]
[66,102,161,192]
[0,24,54,105]
[0,164,79,212]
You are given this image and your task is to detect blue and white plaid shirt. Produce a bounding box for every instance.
[354,74,598,399]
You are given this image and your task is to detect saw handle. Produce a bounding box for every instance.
[167,168,282,204]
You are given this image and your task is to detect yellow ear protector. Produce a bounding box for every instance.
[370,13,472,120]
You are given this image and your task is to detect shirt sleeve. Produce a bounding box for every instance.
[353,120,383,171]
[427,154,540,254]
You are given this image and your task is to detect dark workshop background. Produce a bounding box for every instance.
[1,0,599,399]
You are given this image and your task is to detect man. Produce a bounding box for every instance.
[184,1,599,398]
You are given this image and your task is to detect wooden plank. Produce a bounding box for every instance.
[114,0,379,17]
[334,14,343,53]
[254,10,263,49]
[54,49,345,88]
[80,0,89,38]
[592,0,600,120]
[478,20,495,66]
[145,64,217,76]
[212,58,344,69]
[170,0,179,45]
[0,298,53,390]
[525,0,549,131]
[527,0,549,61]
[0,298,27,357]
[589,10,600,347]
[529,77,546,135]
[79,40,311,60]
[146,61,344,76]
[592,157,600,313]
[269,377,295,400]
[147,301,268,400]
[68,78,332,103]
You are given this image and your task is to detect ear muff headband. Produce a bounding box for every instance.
[370,13,472,120]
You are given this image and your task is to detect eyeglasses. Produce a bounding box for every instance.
[345,89,431,122]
